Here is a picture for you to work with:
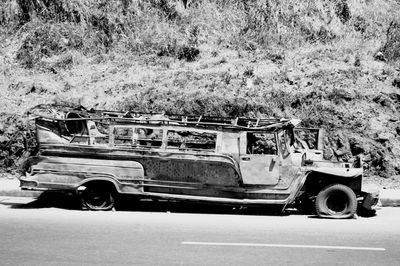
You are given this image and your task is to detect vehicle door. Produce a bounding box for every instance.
[239,131,279,185]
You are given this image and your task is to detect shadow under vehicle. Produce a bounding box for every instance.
[20,106,379,218]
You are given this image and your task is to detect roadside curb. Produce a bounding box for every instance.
[379,189,400,207]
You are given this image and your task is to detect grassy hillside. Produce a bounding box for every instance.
[1,0,400,183]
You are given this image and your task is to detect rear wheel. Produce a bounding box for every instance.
[80,183,115,211]
[315,184,357,219]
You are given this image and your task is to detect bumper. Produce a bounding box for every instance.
[19,175,39,190]
[360,183,380,210]
[361,190,380,210]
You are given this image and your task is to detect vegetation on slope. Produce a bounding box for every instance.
[1,0,400,182]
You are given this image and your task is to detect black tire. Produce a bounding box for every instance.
[80,183,115,211]
[315,184,357,219]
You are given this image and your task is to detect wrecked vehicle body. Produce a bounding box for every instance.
[20,106,379,218]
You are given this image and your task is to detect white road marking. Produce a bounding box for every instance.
[181,241,386,251]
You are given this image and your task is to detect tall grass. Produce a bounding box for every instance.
[1,0,398,68]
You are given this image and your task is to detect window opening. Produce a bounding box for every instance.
[246,132,277,155]
[167,130,216,151]
[64,112,90,144]
[294,128,318,150]
[133,128,163,148]
[114,127,133,146]
[89,120,109,145]
[65,112,87,135]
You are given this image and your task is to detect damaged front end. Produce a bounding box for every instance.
[359,184,380,216]
[317,158,379,217]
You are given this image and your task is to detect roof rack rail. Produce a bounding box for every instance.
[28,105,298,130]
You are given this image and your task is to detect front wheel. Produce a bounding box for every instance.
[315,184,357,219]
[80,183,115,211]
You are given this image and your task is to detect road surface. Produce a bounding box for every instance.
[0,196,399,265]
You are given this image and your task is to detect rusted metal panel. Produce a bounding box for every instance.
[149,158,239,186]
[220,132,240,154]
[31,156,144,180]
[277,164,303,189]
[36,145,240,187]
[238,131,280,185]
[239,155,279,185]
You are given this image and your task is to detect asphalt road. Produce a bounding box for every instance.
[0,197,399,266]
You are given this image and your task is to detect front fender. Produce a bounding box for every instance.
[307,167,363,178]
[297,167,363,198]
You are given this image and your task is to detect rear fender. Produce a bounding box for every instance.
[77,176,121,193]
[22,156,144,194]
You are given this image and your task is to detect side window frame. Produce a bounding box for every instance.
[245,131,278,155]
[110,125,164,149]
[112,125,134,147]
[133,126,164,149]
[165,128,217,152]
[278,130,291,158]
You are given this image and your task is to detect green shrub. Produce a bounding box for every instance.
[0,114,37,175]
[16,22,83,68]
[149,0,180,21]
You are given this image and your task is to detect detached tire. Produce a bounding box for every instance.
[315,184,357,219]
[80,183,115,211]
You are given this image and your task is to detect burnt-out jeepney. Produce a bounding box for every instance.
[20,106,379,218]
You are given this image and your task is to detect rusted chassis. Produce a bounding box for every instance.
[20,145,373,212]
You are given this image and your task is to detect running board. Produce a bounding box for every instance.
[139,192,288,206]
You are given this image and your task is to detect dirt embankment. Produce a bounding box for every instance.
[1,0,400,181]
